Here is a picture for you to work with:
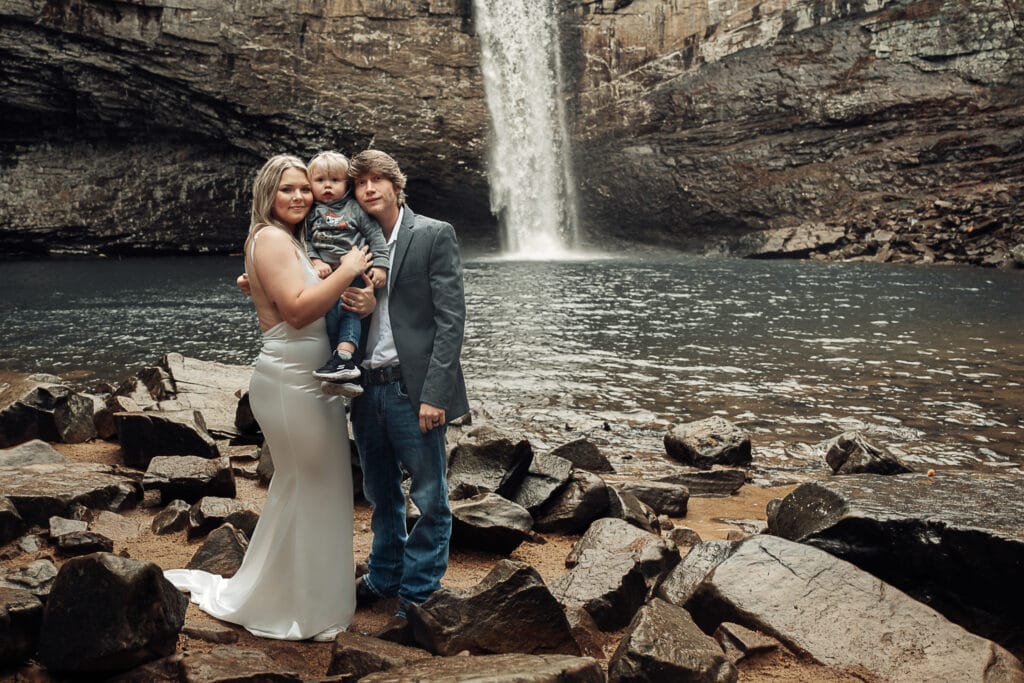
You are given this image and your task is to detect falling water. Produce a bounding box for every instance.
[473,0,580,258]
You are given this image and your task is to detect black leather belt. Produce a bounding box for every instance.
[365,365,402,385]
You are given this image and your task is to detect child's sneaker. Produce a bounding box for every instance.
[313,350,362,381]
[320,381,363,398]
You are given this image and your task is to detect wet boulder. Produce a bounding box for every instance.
[0,497,26,545]
[565,517,678,583]
[532,470,609,534]
[608,598,737,683]
[112,647,299,682]
[714,622,781,664]
[0,462,143,526]
[606,485,659,533]
[410,560,579,656]
[38,553,188,673]
[447,437,533,500]
[159,354,253,440]
[664,417,751,469]
[551,438,614,473]
[187,496,261,539]
[768,473,1024,653]
[359,653,603,683]
[185,523,248,578]
[89,510,142,543]
[610,480,689,517]
[151,499,191,535]
[657,467,747,496]
[0,587,43,668]
[181,621,239,645]
[256,442,274,486]
[822,431,914,475]
[686,535,1024,682]
[666,526,703,548]
[143,455,235,503]
[55,530,114,556]
[510,452,574,513]
[553,518,677,631]
[327,632,432,678]
[115,409,220,469]
[0,559,59,599]
[96,395,141,439]
[656,540,737,607]
[233,390,260,439]
[114,366,174,408]
[0,439,66,467]
[0,377,97,447]
[450,493,534,555]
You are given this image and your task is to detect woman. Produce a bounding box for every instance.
[165,155,372,641]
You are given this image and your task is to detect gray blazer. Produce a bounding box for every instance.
[357,206,470,420]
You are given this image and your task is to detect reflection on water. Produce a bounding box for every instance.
[1,254,1022,478]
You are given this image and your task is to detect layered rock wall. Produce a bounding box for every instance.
[565,0,1024,264]
[0,0,489,257]
[1,0,1021,263]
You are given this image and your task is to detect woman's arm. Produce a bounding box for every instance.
[254,229,371,329]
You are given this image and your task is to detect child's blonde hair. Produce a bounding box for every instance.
[307,151,350,176]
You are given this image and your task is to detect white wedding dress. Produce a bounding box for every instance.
[165,244,355,640]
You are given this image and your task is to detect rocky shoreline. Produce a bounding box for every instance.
[723,185,1024,268]
[2,356,1023,681]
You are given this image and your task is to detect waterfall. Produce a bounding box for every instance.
[473,0,580,258]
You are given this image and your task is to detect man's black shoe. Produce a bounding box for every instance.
[375,615,414,645]
[313,351,362,381]
[355,576,383,608]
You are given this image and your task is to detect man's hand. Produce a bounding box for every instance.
[311,258,332,279]
[237,273,251,297]
[341,272,377,317]
[369,266,388,288]
[419,402,446,433]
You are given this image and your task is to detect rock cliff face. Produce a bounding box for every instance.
[0,0,489,257]
[1,0,1021,263]
[565,0,1024,265]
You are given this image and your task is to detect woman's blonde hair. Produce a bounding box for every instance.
[248,154,309,240]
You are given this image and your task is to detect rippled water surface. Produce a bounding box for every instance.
[2,254,1022,478]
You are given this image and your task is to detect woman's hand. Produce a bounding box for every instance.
[337,245,372,282]
[237,273,251,297]
[341,272,377,318]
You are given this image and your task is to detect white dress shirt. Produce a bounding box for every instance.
[364,207,403,369]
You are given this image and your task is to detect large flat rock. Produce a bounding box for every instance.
[687,535,1024,682]
[768,473,1024,652]
[0,462,143,525]
[159,354,252,439]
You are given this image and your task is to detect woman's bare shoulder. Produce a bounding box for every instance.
[252,226,298,256]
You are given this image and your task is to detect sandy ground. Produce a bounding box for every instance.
[1,440,866,682]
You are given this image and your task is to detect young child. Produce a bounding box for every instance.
[304,151,389,393]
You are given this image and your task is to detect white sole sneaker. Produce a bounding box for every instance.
[311,625,346,642]
[313,367,363,382]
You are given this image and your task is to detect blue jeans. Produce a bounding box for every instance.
[324,299,361,350]
[350,379,451,610]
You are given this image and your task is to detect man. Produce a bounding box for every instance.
[341,150,469,625]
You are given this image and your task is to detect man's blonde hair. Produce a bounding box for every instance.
[348,150,408,206]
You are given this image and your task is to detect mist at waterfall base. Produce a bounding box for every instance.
[2,253,1022,480]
